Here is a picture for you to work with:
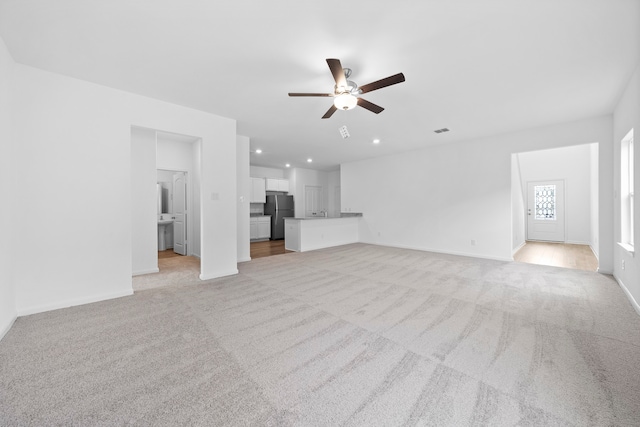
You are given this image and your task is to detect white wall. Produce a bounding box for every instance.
[590,143,599,259]
[327,170,341,217]
[516,143,595,245]
[237,135,250,262]
[287,167,330,218]
[250,165,284,179]
[12,63,237,315]
[191,140,202,258]
[511,154,526,253]
[613,63,640,314]
[342,116,613,265]
[131,127,158,276]
[0,37,16,338]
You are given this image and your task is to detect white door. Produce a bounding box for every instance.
[527,180,565,242]
[172,172,187,255]
[305,185,322,217]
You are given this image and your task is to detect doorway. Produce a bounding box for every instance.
[131,126,203,281]
[157,169,188,256]
[511,143,599,272]
[526,180,565,242]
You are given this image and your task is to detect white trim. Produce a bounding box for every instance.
[132,268,160,276]
[0,315,17,341]
[17,290,134,317]
[565,240,591,245]
[617,241,635,256]
[512,241,526,257]
[613,274,640,316]
[365,242,513,262]
[237,257,252,263]
[199,268,239,281]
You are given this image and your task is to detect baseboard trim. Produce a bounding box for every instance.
[132,268,159,276]
[199,269,239,281]
[0,315,17,341]
[366,242,513,262]
[613,274,640,316]
[237,257,252,263]
[17,289,134,317]
[512,241,526,257]
[565,240,591,245]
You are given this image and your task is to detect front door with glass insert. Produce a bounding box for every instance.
[526,180,565,242]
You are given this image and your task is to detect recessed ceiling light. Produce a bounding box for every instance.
[285,163,290,168]
[307,158,313,163]
[255,149,262,154]
[373,139,380,144]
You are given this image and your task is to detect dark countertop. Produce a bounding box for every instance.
[285,213,362,220]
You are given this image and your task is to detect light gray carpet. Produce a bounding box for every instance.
[1,243,639,426]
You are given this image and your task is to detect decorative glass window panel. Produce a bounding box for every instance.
[534,185,556,220]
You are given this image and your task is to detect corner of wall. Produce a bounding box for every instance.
[0,34,17,340]
[237,135,250,263]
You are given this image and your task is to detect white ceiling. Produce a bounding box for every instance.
[1,0,638,171]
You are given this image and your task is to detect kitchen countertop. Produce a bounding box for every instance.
[285,213,362,220]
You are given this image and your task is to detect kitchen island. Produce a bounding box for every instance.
[284,214,362,252]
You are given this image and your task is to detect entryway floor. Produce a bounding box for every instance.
[513,241,598,271]
[133,251,200,291]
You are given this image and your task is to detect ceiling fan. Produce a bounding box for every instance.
[288,58,405,119]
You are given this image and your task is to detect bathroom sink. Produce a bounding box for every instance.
[158,219,174,251]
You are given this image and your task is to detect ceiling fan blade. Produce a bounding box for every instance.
[359,73,405,94]
[326,58,347,89]
[322,105,338,119]
[357,98,384,114]
[288,93,333,97]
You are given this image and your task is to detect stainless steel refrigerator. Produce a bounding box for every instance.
[264,195,294,240]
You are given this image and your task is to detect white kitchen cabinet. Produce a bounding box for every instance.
[257,216,271,239]
[250,178,266,203]
[278,179,289,192]
[249,218,258,240]
[265,178,289,192]
[250,216,271,240]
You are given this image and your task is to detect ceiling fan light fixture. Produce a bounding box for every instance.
[334,93,358,110]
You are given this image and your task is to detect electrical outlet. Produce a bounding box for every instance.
[622,259,625,270]
[471,239,476,246]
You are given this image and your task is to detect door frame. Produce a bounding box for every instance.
[526,179,566,242]
[157,168,192,257]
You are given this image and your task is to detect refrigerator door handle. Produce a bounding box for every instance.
[275,196,279,227]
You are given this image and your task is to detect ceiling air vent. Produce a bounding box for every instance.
[434,128,450,134]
